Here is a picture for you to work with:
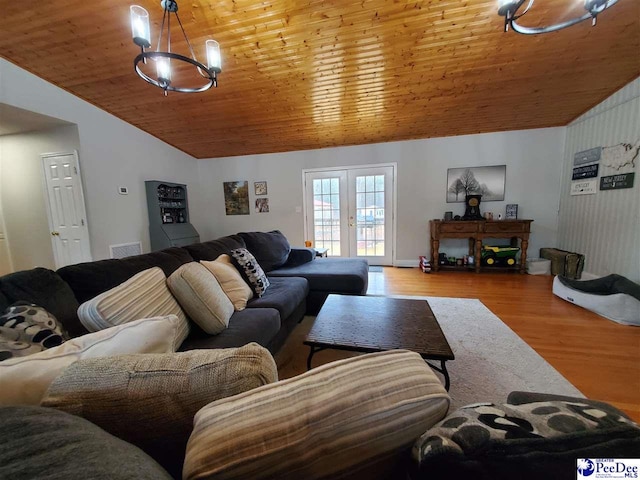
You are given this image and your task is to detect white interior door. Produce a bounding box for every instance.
[41,151,91,268]
[304,164,395,265]
[0,204,14,275]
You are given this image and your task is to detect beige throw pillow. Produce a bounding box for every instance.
[167,263,234,335]
[201,255,253,311]
[183,350,450,480]
[42,343,278,479]
[77,267,189,349]
[0,315,182,406]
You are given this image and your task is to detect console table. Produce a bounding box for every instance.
[430,219,533,274]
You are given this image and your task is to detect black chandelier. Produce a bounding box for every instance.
[498,0,621,35]
[130,1,221,95]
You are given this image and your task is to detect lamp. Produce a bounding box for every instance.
[498,0,620,34]
[130,1,221,95]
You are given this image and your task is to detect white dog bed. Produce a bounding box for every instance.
[553,274,640,326]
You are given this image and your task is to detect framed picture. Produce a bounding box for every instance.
[505,204,518,219]
[223,181,250,215]
[255,198,269,213]
[446,165,506,203]
[254,181,268,195]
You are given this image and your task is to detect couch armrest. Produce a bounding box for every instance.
[283,248,315,267]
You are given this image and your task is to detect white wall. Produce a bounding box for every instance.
[558,78,640,282]
[193,127,566,264]
[0,125,80,270]
[0,60,200,263]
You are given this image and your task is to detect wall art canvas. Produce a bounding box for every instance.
[255,198,269,213]
[254,181,268,195]
[223,181,250,215]
[446,165,506,203]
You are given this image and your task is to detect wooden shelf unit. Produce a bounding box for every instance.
[429,219,533,274]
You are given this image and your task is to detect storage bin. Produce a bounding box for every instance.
[526,258,551,275]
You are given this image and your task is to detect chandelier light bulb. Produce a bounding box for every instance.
[206,40,222,73]
[156,58,172,85]
[130,5,151,48]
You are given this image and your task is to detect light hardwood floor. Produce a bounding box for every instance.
[367,267,640,422]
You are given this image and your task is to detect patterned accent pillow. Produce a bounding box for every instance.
[0,302,68,362]
[230,248,270,297]
[412,400,640,478]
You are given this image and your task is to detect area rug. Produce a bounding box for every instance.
[275,295,584,412]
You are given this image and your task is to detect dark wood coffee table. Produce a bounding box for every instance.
[304,295,455,390]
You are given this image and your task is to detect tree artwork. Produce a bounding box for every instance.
[446,166,506,203]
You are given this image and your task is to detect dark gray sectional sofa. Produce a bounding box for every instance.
[0,231,368,354]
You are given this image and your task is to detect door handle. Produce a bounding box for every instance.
[51,231,60,236]
[349,223,355,227]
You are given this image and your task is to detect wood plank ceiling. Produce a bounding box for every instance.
[0,0,638,159]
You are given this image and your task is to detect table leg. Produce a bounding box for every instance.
[432,239,440,272]
[475,239,482,273]
[424,360,451,391]
[520,238,529,274]
[306,346,326,370]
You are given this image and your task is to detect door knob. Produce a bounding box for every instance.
[51,231,60,236]
[349,223,355,227]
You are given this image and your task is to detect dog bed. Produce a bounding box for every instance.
[552,274,640,326]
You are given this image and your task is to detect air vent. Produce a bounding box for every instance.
[109,242,142,259]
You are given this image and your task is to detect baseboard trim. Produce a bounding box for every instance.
[394,260,419,268]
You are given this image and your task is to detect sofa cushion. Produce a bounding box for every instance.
[411,397,640,480]
[247,276,308,322]
[268,257,369,294]
[180,308,281,351]
[0,268,85,338]
[0,315,182,405]
[167,263,234,335]
[0,303,68,361]
[57,247,194,304]
[230,248,270,297]
[238,230,291,272]
[42,344,277,479]
[182,235,246,262]
[201,255,253,311]
[77,267,189,349]
[183,350,450,480]
[0,406,171,480]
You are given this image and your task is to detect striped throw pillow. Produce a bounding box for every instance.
[183,350,450,480]
[77,267,189,349]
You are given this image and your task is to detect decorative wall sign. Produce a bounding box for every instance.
[223,181,250,215]
[572,164,599,180]
[446,165,506,203]
[570,179,598,196]
[505,204,518,219]
[600,173,635,191]
[573,147,602,166]
[255,198,269,213]
[254,181,268,195]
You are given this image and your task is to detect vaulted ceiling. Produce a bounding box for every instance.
[0,0,638,159]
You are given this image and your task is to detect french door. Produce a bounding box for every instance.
[304,165,395,265]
